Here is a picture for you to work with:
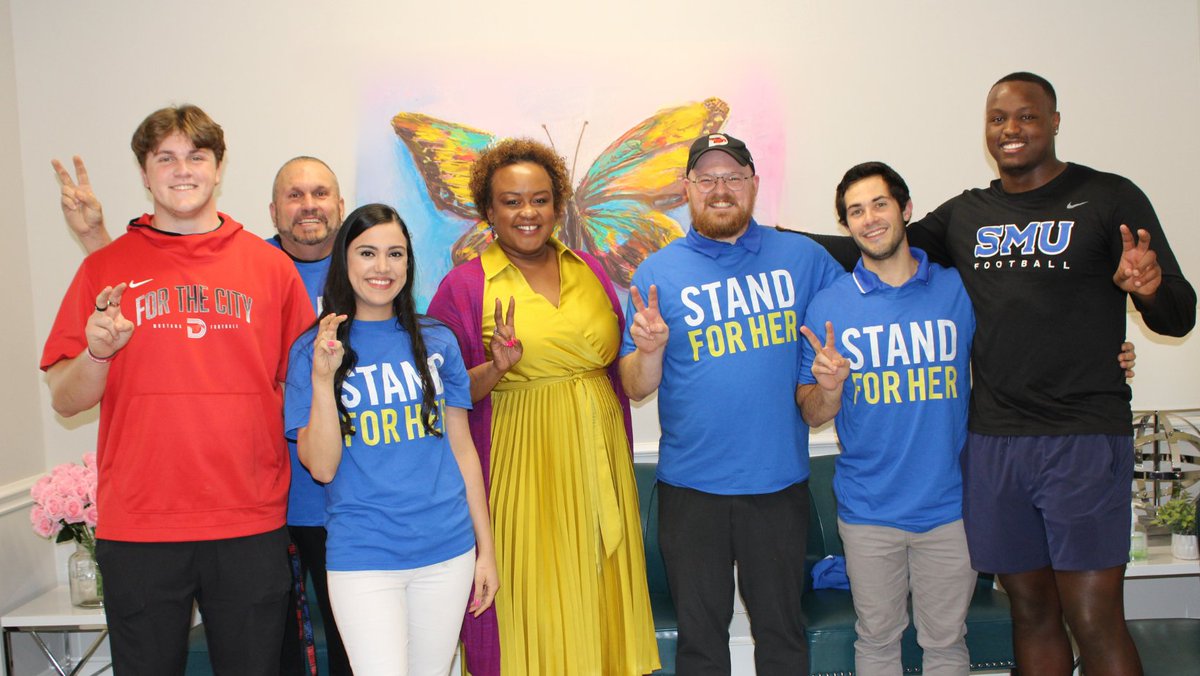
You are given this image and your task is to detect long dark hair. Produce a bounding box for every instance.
[319,203,442,438]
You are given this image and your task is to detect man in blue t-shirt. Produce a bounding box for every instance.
[620,134,843,675]
[53,154,351,675]
[265,156,352,676]
[797,162,977,676]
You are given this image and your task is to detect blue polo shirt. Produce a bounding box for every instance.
[621,222,843,494]
[800,248,975,532]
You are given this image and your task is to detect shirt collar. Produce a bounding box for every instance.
[851,247,931,294]
[684,218,763,259]
[480,236,578,280]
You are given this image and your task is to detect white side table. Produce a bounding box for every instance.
[1,586,108,676]
[1127,534,1200,578]
[1125,534,1200,620]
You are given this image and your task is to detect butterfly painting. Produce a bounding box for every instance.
[391,97,730,289]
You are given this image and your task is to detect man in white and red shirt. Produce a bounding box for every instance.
[42,104,314,675]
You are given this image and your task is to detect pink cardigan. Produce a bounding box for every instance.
[426,250,634,676]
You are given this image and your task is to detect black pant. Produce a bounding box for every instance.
[658,481,810,676]
[280,525,352,675]
[95,527,290,676]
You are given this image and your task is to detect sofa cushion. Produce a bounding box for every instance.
[635,463,678,675]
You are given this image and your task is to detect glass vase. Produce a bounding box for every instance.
[68,540,103,608]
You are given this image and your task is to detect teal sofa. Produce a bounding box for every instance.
[634,455,1016,675]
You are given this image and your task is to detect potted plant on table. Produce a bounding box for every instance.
[29,453,102,607]
[1153,493,1198,560]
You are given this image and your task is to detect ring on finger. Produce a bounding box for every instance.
[108,300,119,308]
[94,305,106,313]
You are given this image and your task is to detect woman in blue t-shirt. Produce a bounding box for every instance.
[285,203,498,675]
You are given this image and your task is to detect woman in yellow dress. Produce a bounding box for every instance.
[427,138,660,676]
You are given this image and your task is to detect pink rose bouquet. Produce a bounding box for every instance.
[30,453,99,549]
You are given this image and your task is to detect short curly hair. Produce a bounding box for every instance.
[469,138,573,223]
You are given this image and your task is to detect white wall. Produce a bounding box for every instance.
[0,0,56,669]
[11,2,1200,462]
[3,0,1199,652]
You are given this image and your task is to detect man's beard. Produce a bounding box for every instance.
[855,227,906,262]
[281,217,332,246]
[689,192,755,240]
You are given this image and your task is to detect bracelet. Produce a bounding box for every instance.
[85,347,114,364]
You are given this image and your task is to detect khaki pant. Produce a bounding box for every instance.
[838,518,977,676]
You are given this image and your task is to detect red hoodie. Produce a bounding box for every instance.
[42,214,315,541]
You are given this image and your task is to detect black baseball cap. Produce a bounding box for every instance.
[686,133,755,175]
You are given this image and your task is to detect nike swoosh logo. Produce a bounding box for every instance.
[1066,201,1088,209]
[128,278,154,288]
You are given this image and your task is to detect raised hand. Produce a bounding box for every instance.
[85,283,134,360]
[1113,224,1162,298]
[490,297,523,372]
[801,321,849,392]
[629,285,668,354]
[313,313,348,379]
[52,156,110,251]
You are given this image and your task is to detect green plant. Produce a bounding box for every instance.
[1153,495,1197,535]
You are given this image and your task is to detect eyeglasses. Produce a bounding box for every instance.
[688,173,752,193]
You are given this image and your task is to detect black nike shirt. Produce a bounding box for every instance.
[903,163,1195,435]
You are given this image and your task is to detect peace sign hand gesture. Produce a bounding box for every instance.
[1113,224,1162,299]
[52,156,110,252]
[629,285,669,355]
[801,321,849,392]
[490,297,524,372]
[85,283,134,361]
[313,314,348,381]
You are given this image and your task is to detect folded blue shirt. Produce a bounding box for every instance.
[811,555,851,590]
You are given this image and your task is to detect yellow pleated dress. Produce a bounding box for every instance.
[480,240,660,676]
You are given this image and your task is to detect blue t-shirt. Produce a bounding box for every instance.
[800,249,975,532]
[284,318,475,570]
[267,236,330,315]
[267,236,331,527]
[620,222,844,494]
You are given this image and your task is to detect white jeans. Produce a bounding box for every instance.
[327,548,475,676]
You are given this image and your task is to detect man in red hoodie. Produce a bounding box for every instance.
[42,104,314,675]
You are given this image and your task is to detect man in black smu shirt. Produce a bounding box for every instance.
[808,73,1194,675]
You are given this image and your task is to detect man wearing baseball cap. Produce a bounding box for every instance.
[620,133,844,674]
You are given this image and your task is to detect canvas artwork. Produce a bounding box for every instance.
[357,87,783,307]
